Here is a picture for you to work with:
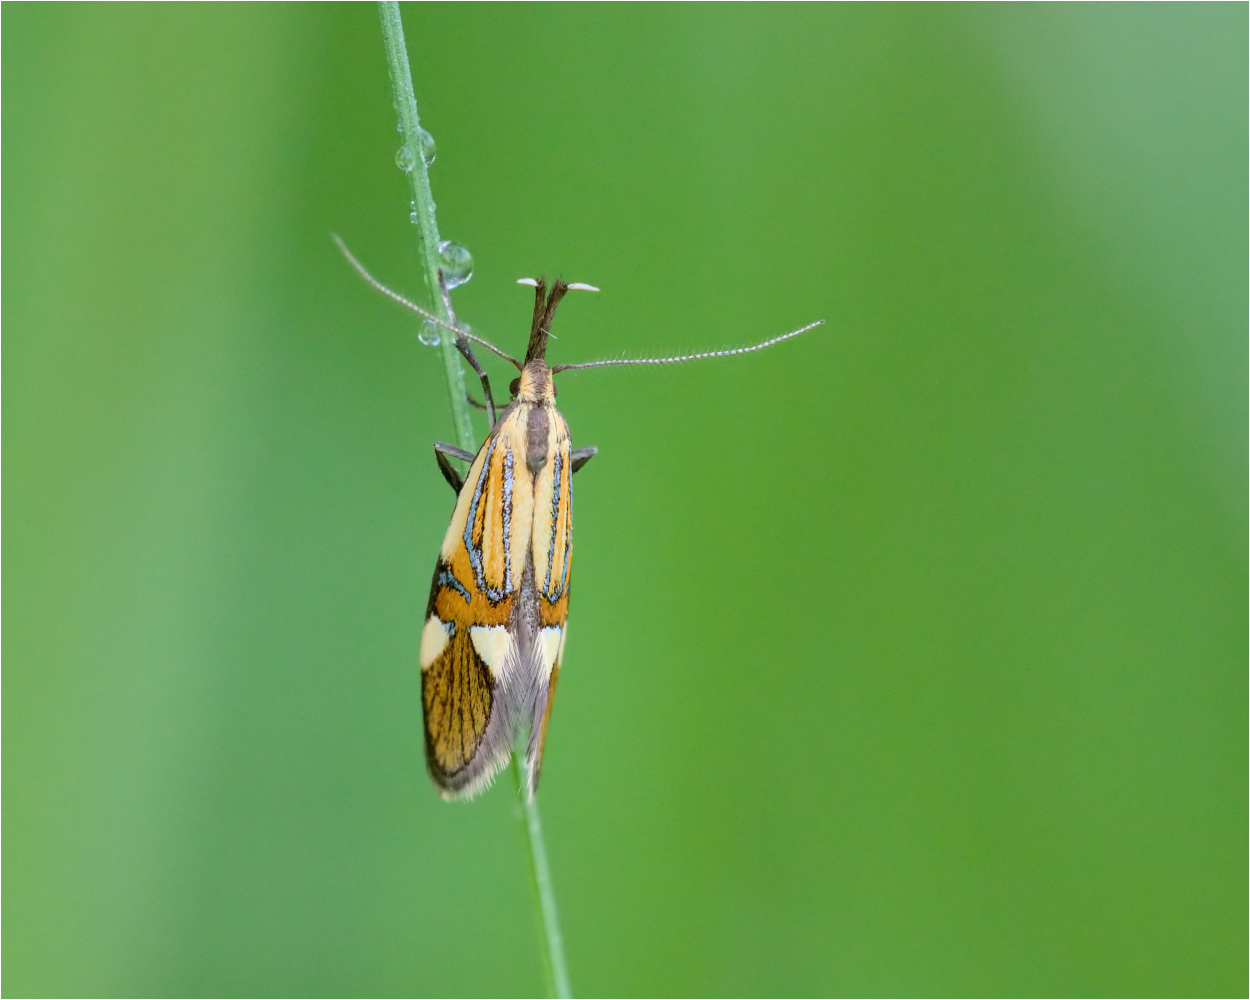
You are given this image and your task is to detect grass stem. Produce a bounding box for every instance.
[375,5,572,995]
[376,0,473,453]
[514,754,572,998]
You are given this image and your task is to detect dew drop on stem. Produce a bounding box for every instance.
[416,127,436,166]
[438,240,473,289]
[418,320,441,346]
[396,129,435,174]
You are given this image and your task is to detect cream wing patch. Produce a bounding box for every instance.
[555,623,567,669]
[420,615,450,670]
[470,625,513,679]
[540,626,564,679]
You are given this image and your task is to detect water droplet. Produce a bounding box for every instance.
[417,321,441,346]
[438,240,473,289]
[395,145,416,173]
[416,127,436,166]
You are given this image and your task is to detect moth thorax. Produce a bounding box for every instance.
[518,360,555,403]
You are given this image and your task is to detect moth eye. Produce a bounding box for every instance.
[509,378,520,396]
[552,383,558,397]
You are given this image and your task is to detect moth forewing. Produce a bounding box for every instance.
[421,427,520,799]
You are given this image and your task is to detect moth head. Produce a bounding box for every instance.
[513,360,555,404]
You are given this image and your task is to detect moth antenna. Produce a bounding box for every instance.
[550,319,825,373]
[333,233,522,369]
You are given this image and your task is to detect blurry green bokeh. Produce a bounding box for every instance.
[4,5,1245,996]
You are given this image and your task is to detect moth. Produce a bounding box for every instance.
[336,237,821,799]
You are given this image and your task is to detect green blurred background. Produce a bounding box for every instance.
[4,4,1245,996]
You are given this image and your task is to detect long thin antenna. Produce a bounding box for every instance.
[550,320,824,373]
[332,233,522,369]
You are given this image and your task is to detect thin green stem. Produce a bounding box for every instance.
[513,752,572,999]
[377,0,473,453]
[375,5,571,996]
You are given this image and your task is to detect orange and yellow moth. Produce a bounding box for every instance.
[420,280,590,799]
[336,236,821,800]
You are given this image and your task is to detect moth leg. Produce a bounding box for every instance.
[457,343,497,427]
[465,393,489,412]
[437,268,497,426]
[435,442,476,464]
[434,441,475,494]
[570,445,598,473]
